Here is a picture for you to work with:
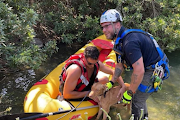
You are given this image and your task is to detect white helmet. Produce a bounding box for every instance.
[100,9,123,24]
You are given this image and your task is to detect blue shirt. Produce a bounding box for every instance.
[116,26,160,68]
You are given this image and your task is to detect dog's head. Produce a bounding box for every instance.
[89,82,107,99]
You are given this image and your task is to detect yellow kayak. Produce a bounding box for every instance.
[23,34,116,120]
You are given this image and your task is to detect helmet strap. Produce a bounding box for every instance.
[111,22,117,40]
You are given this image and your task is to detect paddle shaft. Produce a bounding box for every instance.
[17,105,98,120]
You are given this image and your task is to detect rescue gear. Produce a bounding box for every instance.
[113,29,170,93]
[152,63,164,90]
[122,90,132,104]
[138,65,164,93]
[59,53,99,92]
[106,81,114,90]
[152,75,162,89]
[100,9,123,24]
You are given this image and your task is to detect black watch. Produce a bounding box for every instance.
[127,90,134,97]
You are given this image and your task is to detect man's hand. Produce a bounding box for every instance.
[117,85,126,101]
[106,81,114,90]
[122,90,133,104]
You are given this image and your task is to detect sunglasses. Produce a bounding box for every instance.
[101,23,112,29]
[85,57,98,65]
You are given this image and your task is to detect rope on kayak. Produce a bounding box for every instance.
[56,90,90,120]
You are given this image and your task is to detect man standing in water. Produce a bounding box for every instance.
[100,9,170,120]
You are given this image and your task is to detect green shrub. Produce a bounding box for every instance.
[1,0,180,72]
[117,0,180,52]
[33,0,116,44]
[0,0,58,71]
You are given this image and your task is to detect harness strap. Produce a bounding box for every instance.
[138,84,158,93]
[114,29,170,93]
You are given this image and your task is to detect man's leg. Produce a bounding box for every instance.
[132,90,150,120]
[131,69,154,120]
[143,103,148,119]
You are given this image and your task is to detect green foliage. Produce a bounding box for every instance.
[0,1,58,71]
[117,0,180,52]
[1,0,180,72]
[0,0,115,72]
[33,0,116,44]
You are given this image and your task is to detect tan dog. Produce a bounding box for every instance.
[89,82,130,120]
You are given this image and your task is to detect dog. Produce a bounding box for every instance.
[89,82,130,120]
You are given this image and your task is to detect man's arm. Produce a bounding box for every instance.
[98,61,114,75]
[130,57,145,93]
[111,62,126,99]
[63,64,89,99]
[98,61,125,85]
[99,60,126,92]
[111,62,124,83]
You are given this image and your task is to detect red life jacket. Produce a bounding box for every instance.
[60,53,99,91]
